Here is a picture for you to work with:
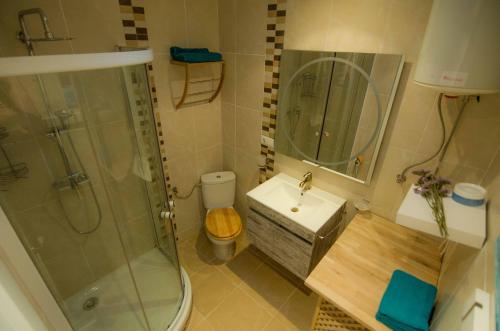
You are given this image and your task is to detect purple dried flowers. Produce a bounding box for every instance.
[412,169,451,237]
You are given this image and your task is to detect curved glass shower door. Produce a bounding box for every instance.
[0,63,182,330]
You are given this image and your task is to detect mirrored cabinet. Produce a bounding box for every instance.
[275,50,404,184]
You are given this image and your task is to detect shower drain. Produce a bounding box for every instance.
[82,297,99,311]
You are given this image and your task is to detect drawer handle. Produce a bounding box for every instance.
[317,218,347,240]
[248,217,262,225]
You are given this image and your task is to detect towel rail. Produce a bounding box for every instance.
[170,60,225,109]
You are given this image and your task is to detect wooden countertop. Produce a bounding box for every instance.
[305,213,442,331]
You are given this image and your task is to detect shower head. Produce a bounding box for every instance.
[55,109,74,119]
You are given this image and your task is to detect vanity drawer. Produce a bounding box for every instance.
[247,210,312,279]
[247,197,315,242]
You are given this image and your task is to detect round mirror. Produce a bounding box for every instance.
[276,55,382,167]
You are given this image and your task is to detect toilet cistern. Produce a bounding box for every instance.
[299,171,313,192]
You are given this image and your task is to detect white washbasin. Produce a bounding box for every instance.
[246,173,346,233]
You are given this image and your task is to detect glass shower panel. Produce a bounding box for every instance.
[0,73,150,330]
[69,64,183,330]
[0,64,182,331]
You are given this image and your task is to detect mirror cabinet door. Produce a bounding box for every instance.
[276,50,404,183]
[276,51,334,161]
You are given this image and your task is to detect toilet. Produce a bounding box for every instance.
[201,171,242,261]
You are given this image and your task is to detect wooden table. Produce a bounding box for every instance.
[305,213,442,331]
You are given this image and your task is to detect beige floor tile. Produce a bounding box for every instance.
[187,316,217,331]
[192,268,236,316]
[207,287,274,331]
[262,314,301,331]
[182,236,320,330]
[185,307,205,330]
[178,233,217,274]
[215,248,262,286]
[238,263,296,315]
[277,289,319,331]
[189,265,219,289]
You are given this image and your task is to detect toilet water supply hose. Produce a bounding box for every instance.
[173,182,201,199]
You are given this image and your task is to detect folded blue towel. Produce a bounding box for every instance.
[170,47,209,56]
[170,46,222,63]
[376,270,437,331]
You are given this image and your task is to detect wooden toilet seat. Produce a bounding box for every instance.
[205,208,242,240]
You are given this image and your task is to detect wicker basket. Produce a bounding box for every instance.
[311,299,369,331]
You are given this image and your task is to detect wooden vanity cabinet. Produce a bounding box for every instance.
[246,198,346,280]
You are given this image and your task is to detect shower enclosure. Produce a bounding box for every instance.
[0,49,191,330]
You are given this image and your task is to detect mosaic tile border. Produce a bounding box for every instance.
[118,0,178,241]
[119,0,149,48]
[260,0,287,183]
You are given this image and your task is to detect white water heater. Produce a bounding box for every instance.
[414,0,500,94]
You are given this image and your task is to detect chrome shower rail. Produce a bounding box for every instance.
[17,8,73,56]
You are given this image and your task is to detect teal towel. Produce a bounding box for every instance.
[376,270,437,331]
[170,46,222,63]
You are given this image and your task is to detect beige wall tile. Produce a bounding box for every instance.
[234,149,260,193]
[60,0,124,53]
[0,0,72,56]
[153,53,178,113]
[167,154,199,190]
[13,201,78,260]
[380,0,433,62]
[195,144,223,177]
[0,140,55,212]
[222,144,235,171]
[235,106,262,159]
[175,192,203,234]
[164,109,196,160]
[145,0,188,52]
[285,0,333,51]
[192,103,222,151]
[43,246,94,297]
[221,102,236,146]
[324,0,390,52]
[221,52,236,104]
[186,0,220,50]
[235,54,265,110]
[235,0,267,55]
[233,147,260,217]
[440,95,500,170]
[82,221,128,280]
[122,215,156,258]
[370,147,416,219]
[218,0,236,52]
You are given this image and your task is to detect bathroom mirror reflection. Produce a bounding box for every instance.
[275,50,404,184]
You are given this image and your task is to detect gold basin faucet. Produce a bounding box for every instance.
[299,171,312,192]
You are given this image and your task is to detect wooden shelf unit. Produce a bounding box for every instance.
[170,60,225,109]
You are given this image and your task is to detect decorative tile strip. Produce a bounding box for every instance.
[260,0,286,183]
[118,0,178,241]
